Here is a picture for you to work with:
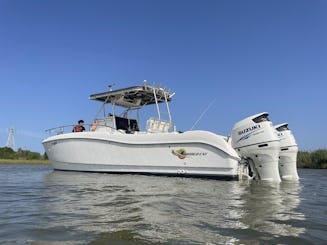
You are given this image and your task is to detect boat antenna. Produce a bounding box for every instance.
[190,98,216,130]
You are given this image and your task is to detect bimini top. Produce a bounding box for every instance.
[89,84,174,108]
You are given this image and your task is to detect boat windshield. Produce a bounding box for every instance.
[115,116,139,132]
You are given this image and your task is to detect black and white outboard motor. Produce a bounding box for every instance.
[231,112,281,182]
[275,123,299,180]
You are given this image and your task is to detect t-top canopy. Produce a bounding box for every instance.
[89,85,173,108]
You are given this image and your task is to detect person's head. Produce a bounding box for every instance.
[78,120,84,125]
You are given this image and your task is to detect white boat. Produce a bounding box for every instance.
[43,82,298,181]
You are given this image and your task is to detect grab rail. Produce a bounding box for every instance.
[45,125,76,135]
[45,123,121,135]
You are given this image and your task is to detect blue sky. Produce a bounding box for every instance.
[0,0,326,153]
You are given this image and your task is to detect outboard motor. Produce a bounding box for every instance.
[231,112,281,182]
[275,123,299,180]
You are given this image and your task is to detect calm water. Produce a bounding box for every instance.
[0,165,326,245]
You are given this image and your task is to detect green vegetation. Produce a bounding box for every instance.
[0,158,50,164]
[297,149,327,169]
[0,147,50,164]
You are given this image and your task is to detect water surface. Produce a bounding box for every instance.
[0,165,326,244]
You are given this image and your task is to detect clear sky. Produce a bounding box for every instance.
[0,0,326,153]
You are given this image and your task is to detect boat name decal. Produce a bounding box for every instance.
[172,148,208,159]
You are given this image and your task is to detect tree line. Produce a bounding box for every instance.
[0,147,47,160]
[297,149,327,169]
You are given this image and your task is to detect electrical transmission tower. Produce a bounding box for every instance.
[6,127,15,149]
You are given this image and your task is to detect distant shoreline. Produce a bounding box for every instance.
[0,159,51,165]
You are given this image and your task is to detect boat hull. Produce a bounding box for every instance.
[43,131,241,179]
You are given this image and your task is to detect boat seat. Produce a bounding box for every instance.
[146,118,171,133]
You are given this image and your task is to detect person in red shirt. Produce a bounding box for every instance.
[73,120,86,132]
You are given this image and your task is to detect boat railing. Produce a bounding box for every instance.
[45,125,76,135]
[45,123,118,135]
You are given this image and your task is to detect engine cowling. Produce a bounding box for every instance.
[231,112,281,182]
[275,123,299,180]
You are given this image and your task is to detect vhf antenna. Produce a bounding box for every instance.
[190,98,216,130]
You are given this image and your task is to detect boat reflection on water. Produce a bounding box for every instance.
[42,170,305,244]
[238,180,305,242]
